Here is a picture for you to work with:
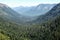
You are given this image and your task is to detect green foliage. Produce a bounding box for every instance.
[0,29,10,40]
[0,16,60,40]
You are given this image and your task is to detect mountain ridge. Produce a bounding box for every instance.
[31,3,60,23]
[13,4,56,16]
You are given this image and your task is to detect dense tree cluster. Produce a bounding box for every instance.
[0,15,60,40]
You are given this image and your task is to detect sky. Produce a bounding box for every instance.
[0,0,60,7]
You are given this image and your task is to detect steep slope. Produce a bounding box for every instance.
[13,4,55,16]
[32,3,60,23]
[0,3,22,23]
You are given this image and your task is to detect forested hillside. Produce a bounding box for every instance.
[0,3,60,40]
[0,13,60,40]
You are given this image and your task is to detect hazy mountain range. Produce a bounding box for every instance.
[0,3,58,24]
[0,3,37,24]
[13,4,56,16]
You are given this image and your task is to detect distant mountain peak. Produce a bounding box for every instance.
[0,3,8,8]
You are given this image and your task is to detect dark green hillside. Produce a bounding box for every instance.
[0,14,60,40]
